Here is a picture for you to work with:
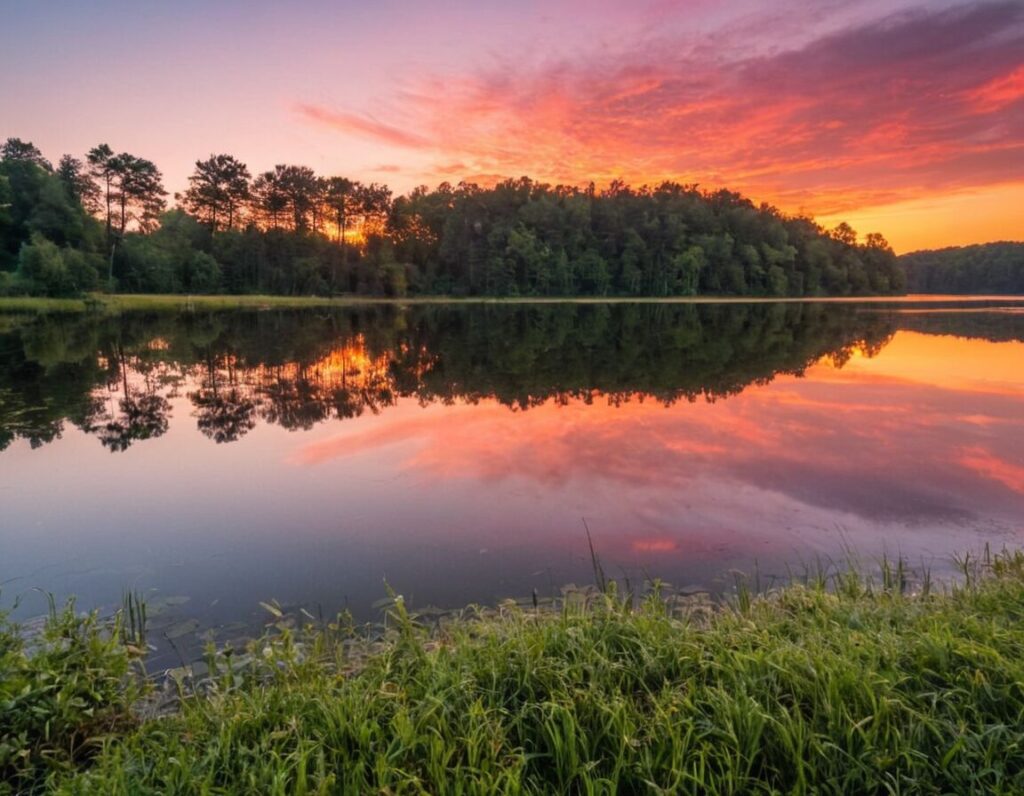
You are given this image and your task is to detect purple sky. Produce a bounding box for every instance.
[3,0,1022,251]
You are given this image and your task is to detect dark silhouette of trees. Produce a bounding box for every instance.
[2,136,909,299]
[79,144,167,276]
[325,177,356,245]
[86,144,116,243]
[1,138,51,170]
[0,140,104,289]
[56,155,100,212]
[253,165,318,232]
[387,179,903,298]
[250,169,288,229]
[181,154,251,231]
[900,243,1024,294]
[85,345,171,451]
[107,153,167,237]
[190,355,259,443]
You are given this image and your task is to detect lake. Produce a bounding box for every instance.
[2,298,1023,662]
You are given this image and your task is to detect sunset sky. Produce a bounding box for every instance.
[3,0,1022,252]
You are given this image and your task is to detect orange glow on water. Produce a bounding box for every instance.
[631,538,681,553]
[5,303,1024,623]
[259,338,392,390]
[813,331,1024,396]
[291,329,1024,521]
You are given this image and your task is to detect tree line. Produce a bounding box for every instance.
[899,242,1024,295]
[1,136,906,298]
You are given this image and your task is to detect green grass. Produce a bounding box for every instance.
[0,296,91,312]
[0,292,1006,315]
[0,293,395,313]
[6,554,1024,793]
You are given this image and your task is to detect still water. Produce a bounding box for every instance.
[2,300,1023,657]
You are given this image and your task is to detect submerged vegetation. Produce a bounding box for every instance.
[4,551,1024,793]
[0,136,904,299]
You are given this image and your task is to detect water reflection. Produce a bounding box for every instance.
[1,302,902,451]
[1,301,1023,654]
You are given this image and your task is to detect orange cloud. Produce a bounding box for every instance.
[300,3,1024,248]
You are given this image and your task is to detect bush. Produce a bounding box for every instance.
[15,234,99,297]
[61,248,101,292]
[185,250,222,293]
[0,601,140,793]
[0,271,29,296]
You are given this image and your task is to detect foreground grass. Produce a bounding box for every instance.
[5,556,1024,794]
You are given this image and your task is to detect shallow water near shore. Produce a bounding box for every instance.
[2,298,1023,665]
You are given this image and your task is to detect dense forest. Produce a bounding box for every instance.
[899,243,1024,294]
[0,137,906,298]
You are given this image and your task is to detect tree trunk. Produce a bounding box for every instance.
[108,238,117,285]
[341,213,348,265]
[104,174,112,242]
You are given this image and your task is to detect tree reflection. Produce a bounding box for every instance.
[84,343,172,451]
[189,354,259,443]
[2,300,1010,453]
[93,392,171,452]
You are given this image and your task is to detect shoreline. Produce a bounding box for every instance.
[5,550,1024,792]
[2,291,1024,314]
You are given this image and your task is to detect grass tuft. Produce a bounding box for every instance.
[5,551,1024,793]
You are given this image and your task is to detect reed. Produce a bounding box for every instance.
[4,550,1024,793]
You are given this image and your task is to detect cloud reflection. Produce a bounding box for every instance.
[295,332,1024,530]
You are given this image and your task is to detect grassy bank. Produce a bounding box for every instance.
[4,555,1024,794]
[0,294,388,313]
[2,293,1020,315]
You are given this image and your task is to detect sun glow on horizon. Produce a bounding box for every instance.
[3,1,1022,250]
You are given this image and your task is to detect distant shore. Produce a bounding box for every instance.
[3,292,1024,314]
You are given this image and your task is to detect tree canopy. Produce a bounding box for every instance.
[900,243,1024,295]
[1,136,906,298]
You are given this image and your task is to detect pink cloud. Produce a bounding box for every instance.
[299,2,1024,218]
[295,103,431,150]
[960,447,1024,494]
[291,351,1024,524]
[966,64,1024,112]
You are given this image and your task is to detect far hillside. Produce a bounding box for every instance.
[900,242,1024,295]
